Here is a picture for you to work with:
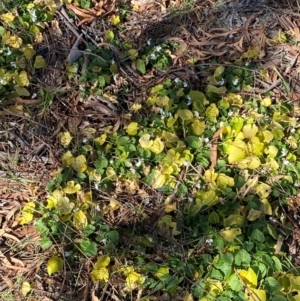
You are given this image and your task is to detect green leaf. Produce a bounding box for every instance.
[251,229,265,243]
[208,211,220,224]
[262,254,274,268]
[264,277,281,293]
[222,253,234,265]
[105,30,114,42]
[186,136,201,149]
[16,56,27,68]
[177,109,193,120]
[243,241,254,252]
[136,59,146,74]
[191,281,205,298]
[166,276,183,293]
[15,85,30,96]
[118,136,130,145]
[257,262,267,278]
[110,63,118,74]
[214,254,233,279]
[227,274,243,291]
[177,184,188,197]
[0,26,6,36]
[80,0,90,8]
[234,249,251,266]
[272,256,282,272]
[79,239,98,256]
[106,230,119,244]
[213,236,224,251]
[270,295,289,301]
[267,224,278,239]
[95,158,108,173]
[211,267,223,280]
[128,49,139,60]
[83,224,96,236]
[206,84,227,95]
[98,76,106,87]
[40,237,53,249]
[34,219,49,236]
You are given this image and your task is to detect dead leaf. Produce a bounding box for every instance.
[3,233,20,242]
[1,276,13,289]
[267,175,286,185]
[67,33,83,64]
[209,129,222,170]
[10,257,25,267]
[91,290,100,301]
[113,118,121,132]
[66,0,115,26]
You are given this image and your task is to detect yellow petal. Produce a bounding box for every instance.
[220,227,241,242]
[0,12,15,24]
[205,103,219,121]
[243,124,258,139]
[126,271,144,290]
[47,255,64,276]
[255,183,271,199]
[139,134,153,149]
[149,138,164,154]
[73,210,87,229]
[226,140,247,163]
[59,131,72,147]
[63,181,81,194]
[240,268,257,288]
[94,134,107,145]
[91,267,109,283]
[72,155,87,173]
[151,169,166,189]
[155,267,169,279]
[191,120,206,135]
[261,97,272,107]
[94,255,111,269]
[21,281,31,296]
[126,122,139,136]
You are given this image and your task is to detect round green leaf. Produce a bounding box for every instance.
[136,59,146,75]
[227,274,243,292]
[251,229,265,243]
[106,230,119,244]
[186,136,201,149]
[234,249,251,266]
[264,277,281,293]
[40,237,53,249]
[208,212,220,224]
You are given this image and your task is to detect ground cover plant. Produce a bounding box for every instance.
[2,0,300,300]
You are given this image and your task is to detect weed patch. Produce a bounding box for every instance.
[2,0,300,300]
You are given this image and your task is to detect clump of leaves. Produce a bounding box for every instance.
[8,2,300,298]
[18,65,300,299]
[0,0,57,99]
